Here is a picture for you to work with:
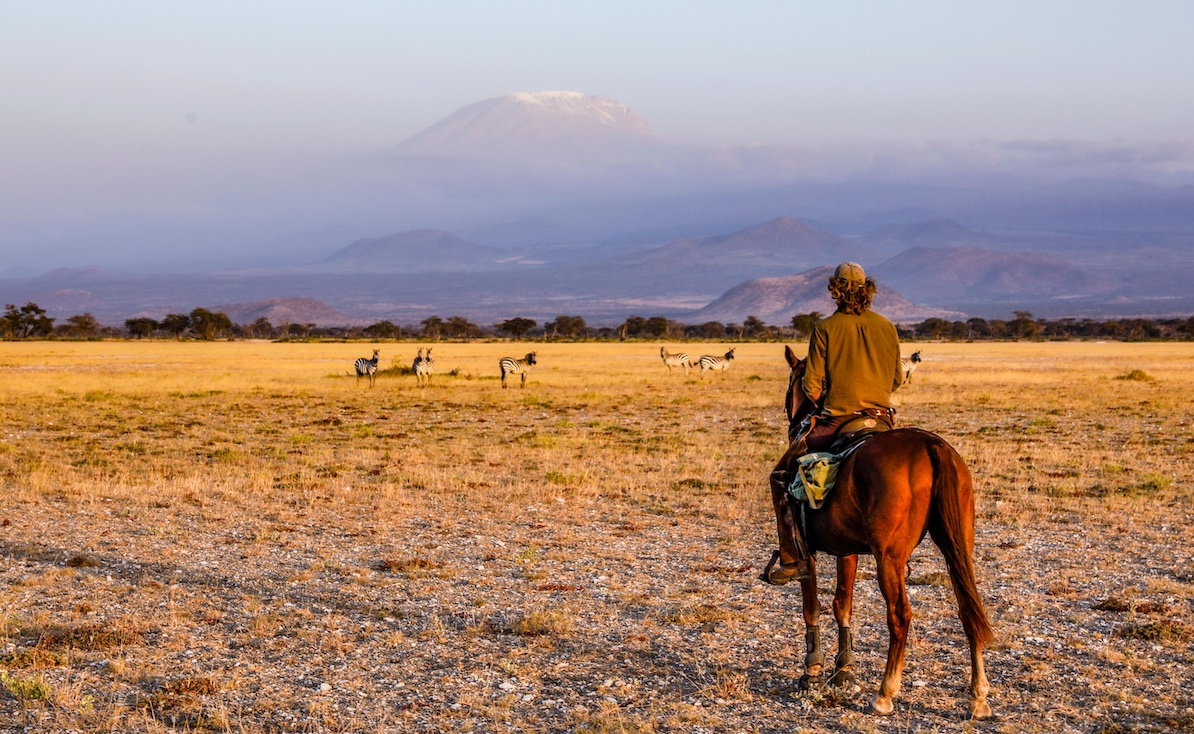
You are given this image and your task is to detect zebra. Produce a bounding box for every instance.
[354,349,380,387]
[697,348,735,374]
[500,352,537,389]
[413,347,434,387]
[901,350,922,383]
[660,346,692,375]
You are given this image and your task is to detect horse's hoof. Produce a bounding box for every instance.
[867,696,895,716]
[828,668,857,690]
[970,700,993,720]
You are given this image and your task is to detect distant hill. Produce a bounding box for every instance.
[5,213,1193,326]
[873,246,1118,304]
[862,220,1006,250]
[318,229,503,272]
[685,266,963,325]
[616,217,875,292]
[214,298,354,327]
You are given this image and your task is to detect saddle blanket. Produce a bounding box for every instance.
[786,452,840,509]
[784,434,873,509]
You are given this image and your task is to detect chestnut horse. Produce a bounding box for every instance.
[772,345,993,718]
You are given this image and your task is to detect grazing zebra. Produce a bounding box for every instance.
[901,350,922,383]
[413,347,434,387]
[354,349,380,387]
[660,346,692,375]
[500,352,537,389]
[697,348,735,374]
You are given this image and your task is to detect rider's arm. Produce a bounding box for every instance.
[803,324,827,404]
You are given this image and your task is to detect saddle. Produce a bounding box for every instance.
[786,409,894,509]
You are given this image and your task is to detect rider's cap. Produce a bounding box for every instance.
[833,261,866,283]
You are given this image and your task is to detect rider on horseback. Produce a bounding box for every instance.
[764,261,906,585]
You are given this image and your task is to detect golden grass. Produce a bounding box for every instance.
[0,339,1192,731]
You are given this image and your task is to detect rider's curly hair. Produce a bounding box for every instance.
[828,276,877,315]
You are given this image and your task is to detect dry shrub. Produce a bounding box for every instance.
[506,608,574,637]
[378,556,444,576]
[1115,620,1194,642]
[136,675,222,730]
[1094,597,1170,614]
[908,571,952,588]
[1115,369,1155,382]
[64,554,101,568]
[35,620,144,651]
[660,603,737,628]
[0,647,68,669]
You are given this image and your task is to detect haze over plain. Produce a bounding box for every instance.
[2,2,1193,324]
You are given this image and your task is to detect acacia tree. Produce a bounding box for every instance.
[790,312,823,338]
[161,313,191,339]
[189,308,233,341]
[497,317,536,339]
[421,316,444,340]
[364,320,399,339]
[546,315,587,339]
[1010,311,1040,340]
[249,318,274,339]
[61,313,101,339]
[2,302,55,339]
[444,316,481,339]
[125,317,159,339]
[696,321,726,339]
[742,315,768,338]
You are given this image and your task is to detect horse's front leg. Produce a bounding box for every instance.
[869,552,913,716]
[829,555,859,690]
[798,559,824,690]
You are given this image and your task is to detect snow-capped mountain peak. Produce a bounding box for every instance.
[393,91,657,158]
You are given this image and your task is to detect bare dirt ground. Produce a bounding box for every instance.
[1,341,1192,733]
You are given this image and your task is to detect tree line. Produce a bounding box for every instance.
[4,302,1194,342]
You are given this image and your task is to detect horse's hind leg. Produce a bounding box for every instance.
[869,553,913,716]
[829,555,859,691]
[969,643,992,719]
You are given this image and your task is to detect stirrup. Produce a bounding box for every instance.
[760,550,811,586]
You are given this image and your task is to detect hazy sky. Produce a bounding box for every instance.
[3,1,1193,269]
[5,2,1192,156]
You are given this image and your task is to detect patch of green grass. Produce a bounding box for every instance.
[1,671,53,701]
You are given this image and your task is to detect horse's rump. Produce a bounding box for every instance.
[799,427,950,555]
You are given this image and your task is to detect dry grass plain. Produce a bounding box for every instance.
[0,339,1192,733]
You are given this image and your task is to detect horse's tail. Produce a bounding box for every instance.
[927,438,995,648]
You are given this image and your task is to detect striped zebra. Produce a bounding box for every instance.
[413,347,434,387]
[354,349,380,387]
[660,346,692,375]
[697,348,735,374]
[901,350,922,383]
[500,352,537,389]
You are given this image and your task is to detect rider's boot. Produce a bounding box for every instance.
[763,450,813,585]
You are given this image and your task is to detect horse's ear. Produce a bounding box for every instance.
[784,345,798,368]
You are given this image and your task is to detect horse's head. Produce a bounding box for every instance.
[783,345,814,442]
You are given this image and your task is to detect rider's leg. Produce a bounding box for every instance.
[764,437,815,585]
[763,417,847,586]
